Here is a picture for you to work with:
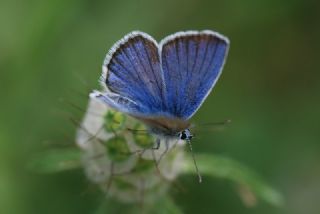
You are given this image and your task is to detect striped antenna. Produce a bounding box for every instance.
[186,139,202,183]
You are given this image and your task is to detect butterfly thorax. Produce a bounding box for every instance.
[134,116,192,140]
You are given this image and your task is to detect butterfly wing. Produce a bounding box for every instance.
[95,30,229,123]
[160,30,229,120]
[95,31,166,116]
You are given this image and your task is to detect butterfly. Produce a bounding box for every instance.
[92,30,229,181]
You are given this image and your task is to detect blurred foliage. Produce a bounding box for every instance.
[182,154,284,207]
[27,147,283,208]
[1,0,320,213]
[27,148,82,174]
[95,196,183,214]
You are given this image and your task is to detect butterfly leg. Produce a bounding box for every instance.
[157,139,169,164]
[152,138,161,150]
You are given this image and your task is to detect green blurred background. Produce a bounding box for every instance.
[1,0,320,213]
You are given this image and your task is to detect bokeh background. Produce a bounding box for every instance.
[1,0,320,213]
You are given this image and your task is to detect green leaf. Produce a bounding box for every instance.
[27,148,82,173]
[182,154,284,207]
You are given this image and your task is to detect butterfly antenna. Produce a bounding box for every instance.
[186,139,202,183]
[201,119,231,126]
[191,119,231,129]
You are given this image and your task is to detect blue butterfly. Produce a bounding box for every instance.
[92,30,229,143]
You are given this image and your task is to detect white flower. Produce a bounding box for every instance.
[76,97,186,203]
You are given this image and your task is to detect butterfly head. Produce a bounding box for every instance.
[178,129,193,141]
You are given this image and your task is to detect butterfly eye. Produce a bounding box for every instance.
[179,131,187,140]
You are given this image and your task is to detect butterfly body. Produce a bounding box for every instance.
[92,30,229,142]
[134,116,190,139]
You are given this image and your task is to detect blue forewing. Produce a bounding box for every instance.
[160,31,229,119]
